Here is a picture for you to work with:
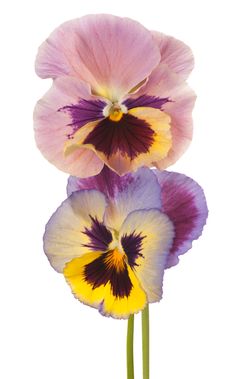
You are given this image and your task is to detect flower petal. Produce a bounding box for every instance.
[67,166,162,231]
[34,76,104,177]
[82,107,172,175]
[43,190,108,272]
[154,170,208,268]
[158,82,196,169]
[119,209,174,302]
[35,15,160,101]
[135,64,196,169]
[152,31,194,80]
[63,251,147,319]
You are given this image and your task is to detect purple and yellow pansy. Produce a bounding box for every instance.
[34,14,195,177]
[44,167,207,319]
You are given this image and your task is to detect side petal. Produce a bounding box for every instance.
[67,166,162,231]
[152,31,194,80]
[157,81,196,169]
[64,251,147,319]
[35,15,160,101]
[136,64,196,169]
[44,190,108,272]
[34,76,104,177]
[119,209,174,302]
[154,170,208,268]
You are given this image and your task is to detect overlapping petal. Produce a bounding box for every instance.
[154,170,208,268]
[35,14,160,100]
[67,166,162,230]
[152,31,194,80]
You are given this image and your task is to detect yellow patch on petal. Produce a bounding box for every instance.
[63,251,147,319]
[63,120,99,157]
[128,107,172,161]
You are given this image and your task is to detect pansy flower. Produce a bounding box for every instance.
[34,14,195,177]
[44,167,207,318]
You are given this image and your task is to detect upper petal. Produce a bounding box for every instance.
[67,166,162,231]
[35,15,160,101]
[119,209,174,302]
[154,170,208,268]
[152,31,194,80]
[43,190,108,272]
[34,76,104,177]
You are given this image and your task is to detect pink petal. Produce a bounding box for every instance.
[154,170,208,268]
[135,64,196,169]
[35,15,160,100]
[34,76,104,177]
[152,31,194,80]
[158,82,196,169]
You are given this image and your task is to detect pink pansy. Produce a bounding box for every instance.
[34,14,195,177]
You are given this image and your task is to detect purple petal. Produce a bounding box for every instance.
[154,170,208,268]
[67,166,162,230]
[123,94,170,110]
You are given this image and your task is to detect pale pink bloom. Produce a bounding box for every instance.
[34,14,195,177]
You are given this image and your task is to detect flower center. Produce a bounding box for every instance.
[103,102,128,122]
[109,104,123,121]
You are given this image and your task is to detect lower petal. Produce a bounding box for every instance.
[82,107,172,175]
[63,251,147,319]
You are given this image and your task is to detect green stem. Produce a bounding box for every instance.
[127,314,134,379]
[142,305,149,379]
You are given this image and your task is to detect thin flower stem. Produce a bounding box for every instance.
[127,314,135,379]
[142,305,149,379]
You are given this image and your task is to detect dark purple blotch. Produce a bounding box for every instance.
[83,113,155,159]
[84,251,132,298]
[121,232,146,267]
[83,216,112,251]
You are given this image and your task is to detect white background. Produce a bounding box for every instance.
[1,1,236,378]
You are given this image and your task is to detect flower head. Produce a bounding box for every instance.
[44,167,208,318]
[34,15,195,177]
